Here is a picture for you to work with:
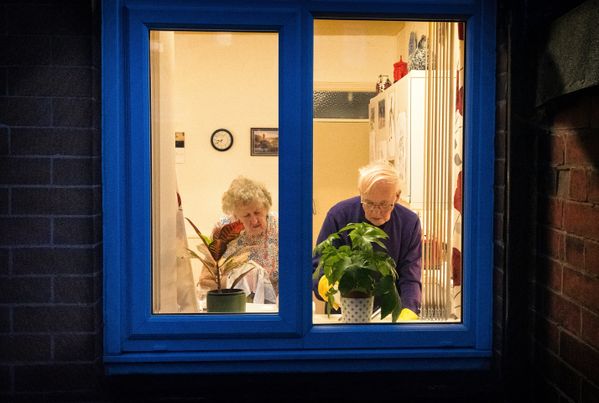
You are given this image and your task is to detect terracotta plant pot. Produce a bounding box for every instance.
[341,296,374,323]
[206,289,246,313]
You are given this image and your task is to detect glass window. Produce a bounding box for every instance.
[103,0,495,373]
[312,19,464,324]
[150,30,279,314]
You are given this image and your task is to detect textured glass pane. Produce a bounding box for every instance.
[313,91,376,119]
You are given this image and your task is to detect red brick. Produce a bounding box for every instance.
[532,376,561,403]
[560,332,599,386]
[550,134,565,166]
[495,129,506,159]
[495,243,506,269]
[534,344,580,400]
[563,268,599,313]
[496,44,508,75]
[582,379,599,403]
[534,312,560,352]
[537,256,563,292]
[539,168,557,196]
[565,132,599,167]
[569,168,588,201]
[539,227,564,260]
[581,310,599,351]
[536,288,581,335]
[553,95,591,129]
[495,159,505,187]
[494,213,504,240]
[557,169,570,198]
[590,170,599,204]
[565,235,585,269]
[564,202,599,241]
[496,100,507,132]
[585,240,599,276]
[545,198,564,229]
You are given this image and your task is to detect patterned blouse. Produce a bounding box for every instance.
[218,212,279,295]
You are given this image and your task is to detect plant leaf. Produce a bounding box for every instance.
[230,266,256,289]
[185,217,211,248]
[209,239,227,260]
[215,220,244,242]
[376,275,402,321]
[194,243,211,258]
[219,250,250,275]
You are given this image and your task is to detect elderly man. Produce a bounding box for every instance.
[313,160,422,319]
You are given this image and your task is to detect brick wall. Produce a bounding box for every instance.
[495,2,599,402]
[530,88,599,402]
[493,0,508,368]
[0,1,103,401]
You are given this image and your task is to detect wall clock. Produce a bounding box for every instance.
[210,128,233,151]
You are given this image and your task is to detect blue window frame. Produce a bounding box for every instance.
[103,0,496,373]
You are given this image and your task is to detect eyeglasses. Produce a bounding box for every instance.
[361,200,395,212]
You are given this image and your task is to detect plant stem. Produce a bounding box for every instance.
[216,263,222,291]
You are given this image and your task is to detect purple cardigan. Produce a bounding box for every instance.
[313,196,423,313]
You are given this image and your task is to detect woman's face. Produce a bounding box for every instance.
[234,201,268,237]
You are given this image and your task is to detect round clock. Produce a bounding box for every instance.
[210,128,233,152]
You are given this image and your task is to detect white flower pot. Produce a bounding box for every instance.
[341,296,374,323]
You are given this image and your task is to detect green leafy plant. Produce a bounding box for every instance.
[313,222,402,321]
[185,218,254,292]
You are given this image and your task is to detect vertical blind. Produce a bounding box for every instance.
[421,22,459,320]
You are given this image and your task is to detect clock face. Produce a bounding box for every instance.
[210,129,233,151]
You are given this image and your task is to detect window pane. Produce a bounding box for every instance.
[312,20,464,324]
[150,30,279,314]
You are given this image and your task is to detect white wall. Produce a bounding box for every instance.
[314,33,398,86]
[169,32,279,234]
[395,21,429,67]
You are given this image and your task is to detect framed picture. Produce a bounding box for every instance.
[251,128,279,156]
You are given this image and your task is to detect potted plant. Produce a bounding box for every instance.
[313,222,402,322]
[185,218,255,313]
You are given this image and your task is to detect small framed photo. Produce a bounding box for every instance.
[251,128,279,156]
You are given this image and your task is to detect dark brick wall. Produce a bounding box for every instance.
[529,89,599,402]
[499,1,599,402]
[0,0,103,401]
[493,0,508,371]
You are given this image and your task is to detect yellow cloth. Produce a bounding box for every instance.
[398,307,419,321]
[317,276,340,310]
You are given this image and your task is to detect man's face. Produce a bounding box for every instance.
[361,182,398,226]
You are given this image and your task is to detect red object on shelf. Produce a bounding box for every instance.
[393,56,408,82]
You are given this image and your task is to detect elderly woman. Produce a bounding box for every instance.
[200,176,279,304]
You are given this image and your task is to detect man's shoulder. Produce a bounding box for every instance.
[328,196,361,215]
[394,203,420,224]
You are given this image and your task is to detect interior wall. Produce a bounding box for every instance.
[312,21,411,243]
[165,32,279,234]
[395,21,429,66]
[312,121,370,244]
[314,22,400,88]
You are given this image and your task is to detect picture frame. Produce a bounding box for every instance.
[251,128,279,156]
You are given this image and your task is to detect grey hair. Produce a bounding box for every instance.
[357,160,401,195]
[221,176,272,215]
